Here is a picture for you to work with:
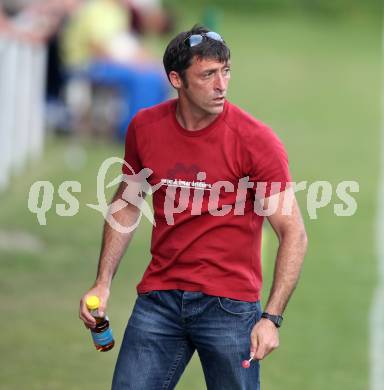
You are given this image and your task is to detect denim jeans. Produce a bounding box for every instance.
[111,290,262,389]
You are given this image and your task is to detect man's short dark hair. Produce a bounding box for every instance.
[163,25,230,86]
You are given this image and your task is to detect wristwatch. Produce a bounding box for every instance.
[261,312,283,328]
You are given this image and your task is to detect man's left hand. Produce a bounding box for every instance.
[250,318,280,360]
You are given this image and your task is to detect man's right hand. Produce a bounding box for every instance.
[79,283,110,329]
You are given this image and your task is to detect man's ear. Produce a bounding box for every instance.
[169,71,183,89]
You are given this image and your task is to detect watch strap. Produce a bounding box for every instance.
[261,312,283,328]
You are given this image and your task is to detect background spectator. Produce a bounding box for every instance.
[61,0,171,140]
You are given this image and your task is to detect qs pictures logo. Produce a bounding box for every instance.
[27,157,360,231]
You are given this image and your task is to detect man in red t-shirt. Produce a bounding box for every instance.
[80,25,307,389]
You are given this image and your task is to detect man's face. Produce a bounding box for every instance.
[179,56,231,115]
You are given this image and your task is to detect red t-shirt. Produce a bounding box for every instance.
[122,99,291,301]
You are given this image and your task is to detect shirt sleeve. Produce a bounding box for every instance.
[245,125,292,199]
[122,119,143,175]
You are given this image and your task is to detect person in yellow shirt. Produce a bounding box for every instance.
[63,0,132,67]
[62,0,169,139]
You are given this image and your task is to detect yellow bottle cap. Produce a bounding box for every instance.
[86,295,100,310]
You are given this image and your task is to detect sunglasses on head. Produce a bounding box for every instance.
[184,31,224,47]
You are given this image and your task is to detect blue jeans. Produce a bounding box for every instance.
[112,290,262,389]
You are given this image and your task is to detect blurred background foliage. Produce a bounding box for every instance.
[0,0,382,389]
[166,0,382,16]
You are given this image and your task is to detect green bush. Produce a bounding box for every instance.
[165,0,382,16]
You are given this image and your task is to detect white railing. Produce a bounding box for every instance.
[0,34,46,192]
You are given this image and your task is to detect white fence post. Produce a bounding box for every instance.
[0,38,19,191]
[30,44,47,161]
[0,38,9,191]
[0,31,47,192]
[12,41,32,175]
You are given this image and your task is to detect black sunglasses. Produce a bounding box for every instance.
[184,31,224,47]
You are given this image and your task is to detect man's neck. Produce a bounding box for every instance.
[175,96,219,131]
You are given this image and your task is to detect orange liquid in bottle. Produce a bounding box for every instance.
[92,316,115,352]
[86,296,115,352]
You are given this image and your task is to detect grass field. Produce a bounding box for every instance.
[0,7,381,390]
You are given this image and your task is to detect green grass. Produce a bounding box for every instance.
[0,9,381,390]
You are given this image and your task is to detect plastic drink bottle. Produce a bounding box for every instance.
[85,295,115,352]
